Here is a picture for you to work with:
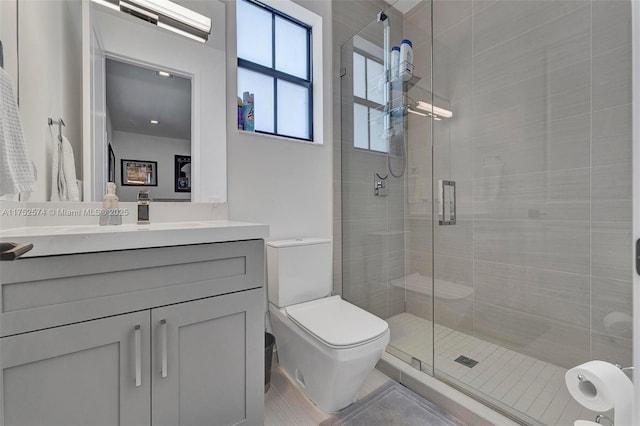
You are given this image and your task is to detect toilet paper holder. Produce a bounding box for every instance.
[580,364,634,382]
[595,414,613,426]
[614,364,634,380]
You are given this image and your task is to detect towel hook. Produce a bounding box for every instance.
[47,117,65,142]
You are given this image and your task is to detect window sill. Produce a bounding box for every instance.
[236,129,322,146]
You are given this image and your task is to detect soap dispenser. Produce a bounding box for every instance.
[99,182,122,226]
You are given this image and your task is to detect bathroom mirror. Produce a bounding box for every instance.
[105,58,192,202]
[11,0,227,203]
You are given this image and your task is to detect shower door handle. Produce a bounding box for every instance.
[438,180,456,225]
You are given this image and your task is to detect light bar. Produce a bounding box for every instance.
[123,0,211,33]
[415,101,453,118]
[91,0,212,42]
[407,108,427,117]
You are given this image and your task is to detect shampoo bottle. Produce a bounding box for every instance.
[391,46,400,80]
[400,39,414,81]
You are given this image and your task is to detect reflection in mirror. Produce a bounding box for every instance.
[5,0,226,203]
[87,0,227,203]
[105,59,192,202]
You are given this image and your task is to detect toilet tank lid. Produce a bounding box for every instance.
[267,238,331,248]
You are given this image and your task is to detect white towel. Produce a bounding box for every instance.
[0,67,36,195]
[51,135,80,202]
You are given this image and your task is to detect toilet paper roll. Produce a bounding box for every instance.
[565,360,633,425]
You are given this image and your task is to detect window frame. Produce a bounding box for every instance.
[237,0,314,141]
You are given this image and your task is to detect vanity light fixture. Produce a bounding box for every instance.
[150,120,159,124]
[90,0,212,43]
[158,71,172,77]
[414,101,453,118]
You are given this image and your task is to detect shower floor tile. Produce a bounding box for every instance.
[387,313,604,426]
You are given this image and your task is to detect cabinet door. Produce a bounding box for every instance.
[1,311,151,426]
[151,289,264,426]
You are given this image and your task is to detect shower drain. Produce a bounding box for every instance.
[454,355,479,368]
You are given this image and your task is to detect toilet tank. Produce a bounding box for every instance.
[267,238,332,307]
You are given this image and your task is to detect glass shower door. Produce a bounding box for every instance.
[340,7,435,376]
[430,0,634,424]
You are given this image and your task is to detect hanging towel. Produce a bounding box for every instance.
[0,67,36,195]
[51,134,80,202]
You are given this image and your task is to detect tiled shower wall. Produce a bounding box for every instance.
[402,0,633,369]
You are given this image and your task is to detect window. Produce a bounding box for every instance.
[237,0,313,141]
[352,50,388,153]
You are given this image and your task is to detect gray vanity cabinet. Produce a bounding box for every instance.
[151,289,263,426]
[0,240,265,426]
[1,310,152,426]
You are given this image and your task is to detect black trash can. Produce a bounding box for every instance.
[265,332,276,393]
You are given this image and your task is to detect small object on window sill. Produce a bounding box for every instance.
[237,96,244,130]
[242,91,254,131]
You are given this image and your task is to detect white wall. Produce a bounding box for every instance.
[226,0,333,242]
[18,0,82,201]
[112,131,191,202]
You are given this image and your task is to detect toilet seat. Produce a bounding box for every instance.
[285,296,389,349]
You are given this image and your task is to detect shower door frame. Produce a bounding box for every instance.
[632,1,640,424]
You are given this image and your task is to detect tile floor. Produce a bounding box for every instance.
[264,364,391,426]
[387,313,602,426]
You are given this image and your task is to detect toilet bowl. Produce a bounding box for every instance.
[266,239,390,412]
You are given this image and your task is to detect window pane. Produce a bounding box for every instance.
[237,0,272,68]
[353,103,368,149]
[277,80,309,139]
[370,107,388,152]
[238,67,274,133]
[275,17,308,79]
[367,58,384,104]
[353,53,365,99]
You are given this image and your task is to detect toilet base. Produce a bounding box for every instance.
[269,303,389,412]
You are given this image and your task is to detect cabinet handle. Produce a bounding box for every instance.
[134,325,142,387]
[161,319,168,379]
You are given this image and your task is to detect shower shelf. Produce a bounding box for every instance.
[391,74,422,92]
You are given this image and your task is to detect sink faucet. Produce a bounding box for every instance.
[137,190,150,224]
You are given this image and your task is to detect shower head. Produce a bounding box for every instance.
[377,11,388,22]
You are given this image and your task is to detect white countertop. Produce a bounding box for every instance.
[0,221,269,258]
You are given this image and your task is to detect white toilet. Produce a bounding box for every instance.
[267,238,390,412]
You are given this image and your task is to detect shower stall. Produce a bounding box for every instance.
[338,0,633,424]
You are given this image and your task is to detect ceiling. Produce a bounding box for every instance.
[106,58,192,140]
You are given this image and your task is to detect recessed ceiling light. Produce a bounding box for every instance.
[150,120,159,124]
[158,71,171,77]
